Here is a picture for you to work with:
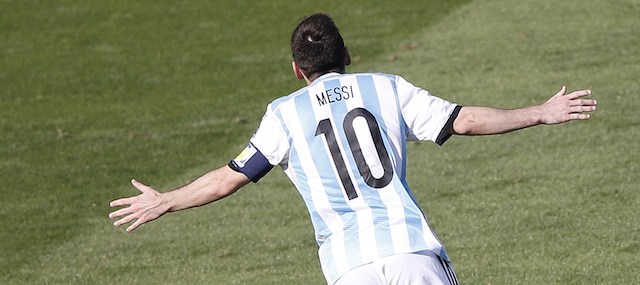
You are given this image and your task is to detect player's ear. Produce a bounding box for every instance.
[292,61,305,80]
[344,47,351,66]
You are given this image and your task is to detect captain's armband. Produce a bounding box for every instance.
[228,143,274,183]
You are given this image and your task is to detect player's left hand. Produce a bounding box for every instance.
[109,179,169,232]
[539,86,597,125]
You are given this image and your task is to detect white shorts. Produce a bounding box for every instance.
[334,251,459,285]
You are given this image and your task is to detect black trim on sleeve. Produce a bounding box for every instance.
[435,105,463,146]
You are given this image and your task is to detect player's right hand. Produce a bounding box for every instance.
[108,179,169,232]
[539,86,597,125]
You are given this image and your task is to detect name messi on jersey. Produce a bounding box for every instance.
[315,85,354,106]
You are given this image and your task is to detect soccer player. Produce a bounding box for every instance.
[109,13,596,285]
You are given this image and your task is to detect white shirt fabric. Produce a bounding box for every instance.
[235,72,459,284]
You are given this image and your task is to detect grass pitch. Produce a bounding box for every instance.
[1,0,638,284]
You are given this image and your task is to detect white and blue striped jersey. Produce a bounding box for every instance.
[230,72,460,285]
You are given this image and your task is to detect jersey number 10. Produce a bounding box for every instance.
[315,108,394,200]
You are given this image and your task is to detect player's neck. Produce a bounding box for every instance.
[306,68,347,85]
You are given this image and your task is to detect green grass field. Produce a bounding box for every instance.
[1,0,638,284]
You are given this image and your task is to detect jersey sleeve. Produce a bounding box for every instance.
[228,103,290,182]
[395,75,460,145]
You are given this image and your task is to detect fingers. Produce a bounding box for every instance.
[553,86,567,97]
[566,95,596,122]
[109,179,149,207]
[569,113,592,120]
[567,89,597,115]
[131,179,154,193]
[556,87,597,114]
[565,89,592,100]
[110,179,167,232]
[110,178,156,206]
[109,201,139,229]
[553,86,593,100]
[571,105,596,113]
[569,98,597,107]
[112,212,148,232]
[109,202,145,231]
[108,178,150,232]
[542,87,596,124]
[113,213,138,228]
[126,219,146,232]
[109,196,137,208]
[109,206,136,220]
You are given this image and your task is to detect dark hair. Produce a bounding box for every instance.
[290,13,346,79]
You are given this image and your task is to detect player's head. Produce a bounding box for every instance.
[290,13,350,82]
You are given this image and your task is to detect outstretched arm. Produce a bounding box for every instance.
[109,165,250,232]
[453,86,597,135]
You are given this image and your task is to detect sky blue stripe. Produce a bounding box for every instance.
[273,91,335,247]
[321,77,364,268]
[352,74,398,256]
[287,92,341,279]
[289,92,332,233]
[357,74,429,252]
[380,74,429,250]
[293,86,357,250]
